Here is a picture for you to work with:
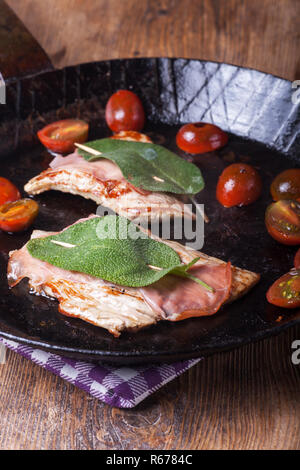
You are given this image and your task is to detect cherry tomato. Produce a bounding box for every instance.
[294,249,300,269]
[105,90,145,133]
[0,199,39,233]
[37,119,89,154]
[176,122,228,154]
[216,163,262,208]
[266,269,300,308]
[0,177,20,205]
[270,168,300,201]
[265,200,300,245]
[110,130,152,143]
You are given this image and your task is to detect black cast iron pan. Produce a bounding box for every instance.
[0,57,299,364]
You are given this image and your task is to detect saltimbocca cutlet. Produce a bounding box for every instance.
[8,216,260,337]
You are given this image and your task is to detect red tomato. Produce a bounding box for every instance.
[0,199,39,233]
[37,119,89,154]
[266,269,300,308]
[265,200,300,245]
[110,130,152,143]
[176,122,228,154]
[216,163,262,207]
[270,168,300,201]
[105,90,145,133]
[0,177,20,205]
[295,249,300,269]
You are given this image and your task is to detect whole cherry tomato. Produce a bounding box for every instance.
[110,130,152,143]
[0,199,39,233]
[176,122,228,154]
[294,248,300,269]
[270,168,300,201]
[0,177,20,205]
[265,200,300,245]
[216,163,262,207]
[266,269,300,308]
[37,119,89,154]
[105,90,145,133]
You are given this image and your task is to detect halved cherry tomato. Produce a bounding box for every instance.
[216,163,262,207]
[270,168,300,201]
[37,119,89,154]
[110,130,152,143]
[176,122,228,154]
[0,177,20,205]
[294,249,300,269]
[266,269,300,308]
[265,200,300,245]
[0,199,39,233]
[105,90,145,133]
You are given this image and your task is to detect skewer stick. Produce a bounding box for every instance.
[50,240,76,248]
[75,142,208,223]
[190,196,209,223]
[75,142,102,156]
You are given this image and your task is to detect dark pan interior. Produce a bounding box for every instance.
[0,58,299,364]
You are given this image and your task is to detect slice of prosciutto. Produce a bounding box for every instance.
[140,262,232,321]
[24,132,194,221]
[7,216,260,336]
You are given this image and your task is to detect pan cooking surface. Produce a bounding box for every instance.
[0,59,299,363]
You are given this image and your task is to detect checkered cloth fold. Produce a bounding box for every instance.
[0,337,200,408]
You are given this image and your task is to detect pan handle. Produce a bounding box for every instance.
[0,0,53,80]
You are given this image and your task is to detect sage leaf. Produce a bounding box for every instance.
[27,216,211,290]
[78,139,204,195]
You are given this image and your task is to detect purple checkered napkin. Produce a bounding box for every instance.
[0,337,200,408]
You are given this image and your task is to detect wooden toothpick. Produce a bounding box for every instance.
[75,142,102,156]
[50,240,76,248]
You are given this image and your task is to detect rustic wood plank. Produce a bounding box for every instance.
[6,0,300,80]
[0,325,299,450]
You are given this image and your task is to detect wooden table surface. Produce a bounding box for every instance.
[0,0,300,450]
